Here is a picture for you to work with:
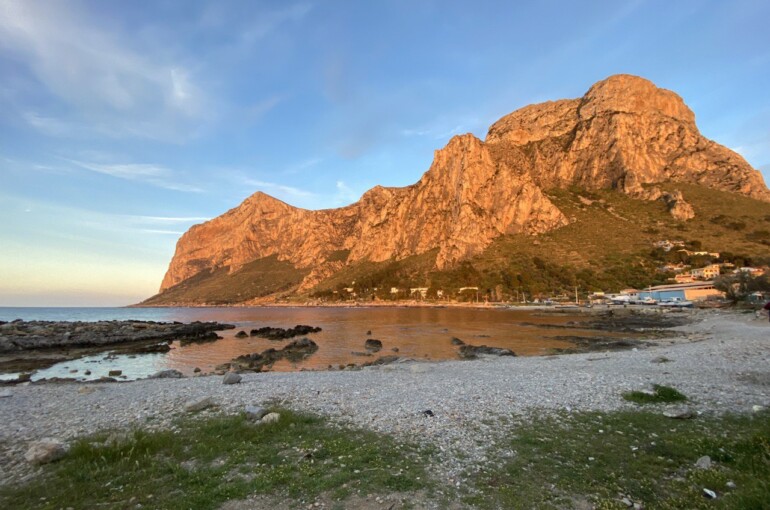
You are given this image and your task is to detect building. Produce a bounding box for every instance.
[638,281,723,302]
[689,264,720,280]
[410,287,429,299]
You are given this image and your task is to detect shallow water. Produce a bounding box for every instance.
[0,306,617,381]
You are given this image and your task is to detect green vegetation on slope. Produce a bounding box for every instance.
[466,409,770,509]
[143,184,770,305]
[142,254,309,306]
[313,184,770,302]
[0,410,435,510]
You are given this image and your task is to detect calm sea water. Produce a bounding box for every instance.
[0,306,611,382]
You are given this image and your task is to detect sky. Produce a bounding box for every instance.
[1,0,769,307]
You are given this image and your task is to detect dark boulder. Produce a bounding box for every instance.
[364,339,383,352]
[458,344,517,359]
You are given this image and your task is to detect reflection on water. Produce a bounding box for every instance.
[1,306,618,381]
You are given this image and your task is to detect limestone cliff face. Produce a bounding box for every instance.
[486,74,770,200]
[159,74,770,294]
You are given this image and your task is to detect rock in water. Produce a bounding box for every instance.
[458,344,517,359]
[223,372,242,385]
[25,439,67,465]
[364,339,383,352]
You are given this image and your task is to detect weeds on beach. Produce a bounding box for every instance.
[0,409,435,509]
[464,409,770,509]
[622,384,688,404]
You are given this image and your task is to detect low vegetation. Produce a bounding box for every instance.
[465,409,770,509]
[622,384,688,404]
[313,184,770,302]
[143,184,770,305]
[0,410,435,510]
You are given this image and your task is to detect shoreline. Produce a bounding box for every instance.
[1,309,768,488]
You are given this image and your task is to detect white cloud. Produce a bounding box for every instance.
[238,3,313,45]
[0,0,206,141]
[67,159,203,193]
[334,180,359,204]
[125,215,210,224]
[243,178,314,198]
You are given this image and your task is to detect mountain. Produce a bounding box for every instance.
[143,75,770,305]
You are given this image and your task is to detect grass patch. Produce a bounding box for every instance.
[465,409,770,509]
[0,409,435,509]
[623,384,688,404]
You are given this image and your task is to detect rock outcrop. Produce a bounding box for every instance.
[156,74,770,297]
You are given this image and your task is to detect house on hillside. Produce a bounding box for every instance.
[410,287,429,299]
[734,267,765,276]
[653,240,686,252]
[673,273,695,283]
[690,264,720,280]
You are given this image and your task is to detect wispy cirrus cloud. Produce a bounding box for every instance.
[67,159,203,193]
[243,178,314,198]
[0,0,207,141]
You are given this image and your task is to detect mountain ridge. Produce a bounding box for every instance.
[151,74,770,304]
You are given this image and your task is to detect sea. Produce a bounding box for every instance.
[0,306,611,382]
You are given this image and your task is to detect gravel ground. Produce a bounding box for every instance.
[1,309,768,488]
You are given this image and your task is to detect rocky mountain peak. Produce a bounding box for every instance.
[155,75,770,298]
[579,74,696,125]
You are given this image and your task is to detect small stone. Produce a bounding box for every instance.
[695,455,712,469]
[752,405,765,412]
[84,370,91,375]
[245,405,268,421]
[702,488,717,499]
[620,497,633,507]
[184,397,215,412]
[235,331,248,338]
[223,372,242,385]
[726,481,737,489]
[633,504,642,510]
[261,412,280,424]
[149,369,183,379]
[193,367,201,373]
[25,438,67,465]
[77,386,96,395]
[663,407,694,419]
[108,370,122,377]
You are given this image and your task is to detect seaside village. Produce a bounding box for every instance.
[330,239,769,307]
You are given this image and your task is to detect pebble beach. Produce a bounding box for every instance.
[1,309,768,489]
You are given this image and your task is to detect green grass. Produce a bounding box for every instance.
[0,410,435,510]
[465,409,770,509]
[623,384,688,404]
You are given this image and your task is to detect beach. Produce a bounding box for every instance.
[1,309,768,491]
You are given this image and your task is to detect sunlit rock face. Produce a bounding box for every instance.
[160,74,770,293]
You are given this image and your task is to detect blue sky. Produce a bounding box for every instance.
[1,0,769,306]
